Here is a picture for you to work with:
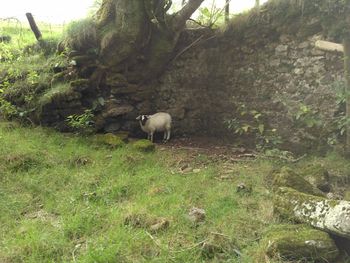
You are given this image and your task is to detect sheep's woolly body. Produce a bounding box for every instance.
[138,112,172,142]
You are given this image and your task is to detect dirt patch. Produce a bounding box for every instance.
[157,136,255,161]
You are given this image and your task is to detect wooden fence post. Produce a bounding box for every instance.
[25,13,42,41]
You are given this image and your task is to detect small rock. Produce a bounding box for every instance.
[275,44,288,55]
[298,41,310,49]
[149,218,170,233]
[326,192,343,200]
[236,183,252,194]
[193,168,201,173]
[188,207,206,223]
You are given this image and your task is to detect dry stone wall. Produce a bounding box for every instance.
[146,24,344,150]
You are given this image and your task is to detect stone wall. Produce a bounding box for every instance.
[35,0,346,152]
[144,16,345,150]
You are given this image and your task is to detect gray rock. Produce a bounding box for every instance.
[298,41,310,49]
[104,122,121,133]
[188,207,206,223]
[274,187,350,239]
[275,45,288,55]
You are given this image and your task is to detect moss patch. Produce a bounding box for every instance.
[132,139,155,152]
[93,133,125,148]
[260,224,339,262]
[272,167,324,197]
[299,164,330,192]
[38,82,81,108]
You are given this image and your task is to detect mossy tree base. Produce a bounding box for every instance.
[65,0,205,85]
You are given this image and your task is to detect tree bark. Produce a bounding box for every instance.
[173,0,204,31]
[25,13,42,41]
[94,0,204,83]
[255,0,260,8]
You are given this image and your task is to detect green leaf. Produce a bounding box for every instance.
[242,125,250,133]
[258,124,264,134]
[254,113,262,119]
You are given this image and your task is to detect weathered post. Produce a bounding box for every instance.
[25,13,42,41]
[225,0,230,24]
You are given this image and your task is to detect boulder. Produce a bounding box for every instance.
[274,187,350,239]
[299,164,331,192]
[261,224,339,262]
[102,99,134,118]
[272,167,325,197]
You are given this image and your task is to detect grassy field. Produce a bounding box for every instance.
[1,123,349,262]
[0,122,284,263]
[0,18,63,46]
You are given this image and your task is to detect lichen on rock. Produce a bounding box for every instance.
[274,187,350,239]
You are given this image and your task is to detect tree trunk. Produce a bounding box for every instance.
[255,0,260,8]
[344,38,350,153]
[93,0,204,83]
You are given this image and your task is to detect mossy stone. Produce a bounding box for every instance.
[262,224,339,262]
[272,167,324,197]
[299,164,330,193]
[114,131,129,142]
[94,133,124,148]
[132,139,155,152]
[344,190,350,201]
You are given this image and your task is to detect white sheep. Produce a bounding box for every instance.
[136,112,172,142]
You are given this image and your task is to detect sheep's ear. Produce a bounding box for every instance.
[136,115,141,120]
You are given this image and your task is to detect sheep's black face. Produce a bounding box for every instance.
[136,115,149,126]
[140,115,148,126]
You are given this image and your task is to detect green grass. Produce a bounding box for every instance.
[0,20,63,49]
[0,123,285,262]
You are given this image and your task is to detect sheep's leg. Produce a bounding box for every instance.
[166,129,171,142]
[163,131,167,143]
[150,132,154,142]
